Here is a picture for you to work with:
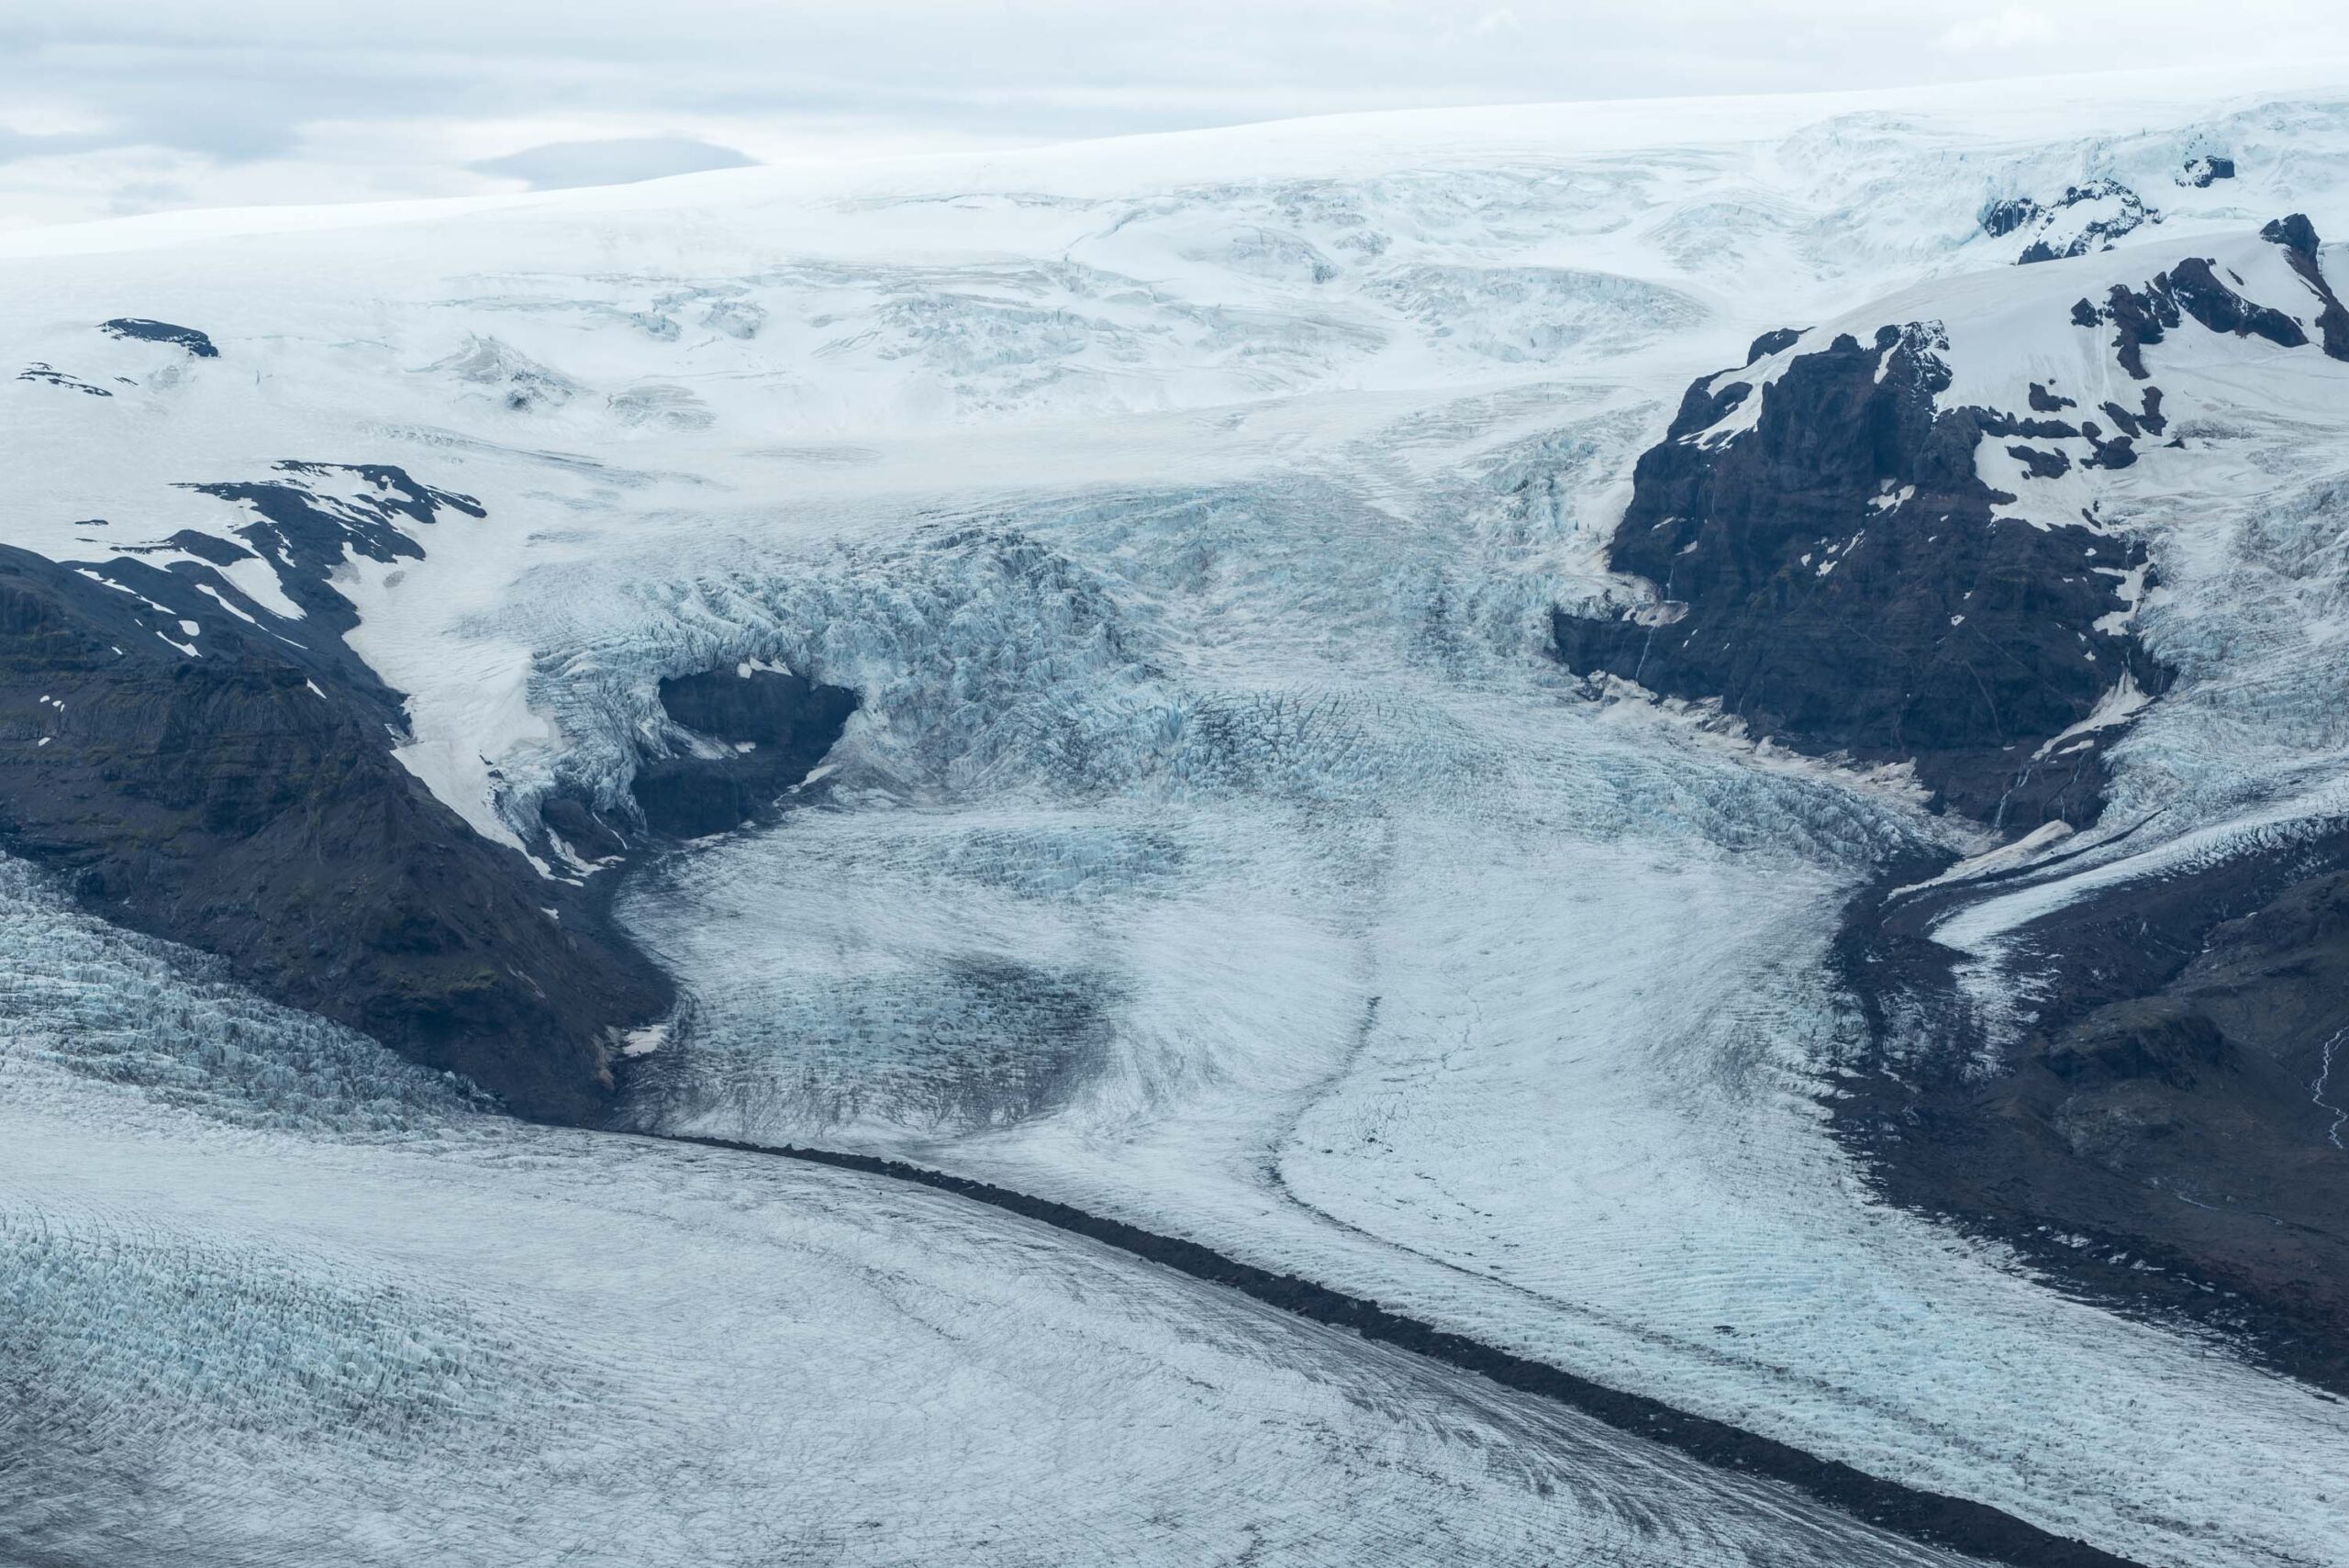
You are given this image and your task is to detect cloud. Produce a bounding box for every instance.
[2,1,2347,228]
[0,126,117,162]
[1934,6,2061,52]
[472,136,756,190]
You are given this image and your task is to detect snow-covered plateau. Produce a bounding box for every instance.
[6,63,2349,1568]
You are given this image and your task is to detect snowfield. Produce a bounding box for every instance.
[8,63,2349,1567]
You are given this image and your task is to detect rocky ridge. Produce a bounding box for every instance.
[0,379,854,1118]
[1554,217,2349,1388]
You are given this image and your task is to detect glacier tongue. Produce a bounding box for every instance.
[8,69,2349,1568]
[0,850,1983,1568]
[604,450,2346,1567]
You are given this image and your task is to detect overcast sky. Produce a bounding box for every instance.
[5,1,2346,229]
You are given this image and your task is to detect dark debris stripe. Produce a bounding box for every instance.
[628,1129,2149,1568]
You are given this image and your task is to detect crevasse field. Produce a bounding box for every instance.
[6,65,2349,1567]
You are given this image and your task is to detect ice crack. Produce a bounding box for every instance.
[2313,1026,2348,1150]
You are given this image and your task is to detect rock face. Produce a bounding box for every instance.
[1552,322,2164,829]
[1555,218,2349,833]
[2077,218,2349,376]
[18,363,112,396]
[0,466,672,1121]
[97,317,219,358]
[1836,831,2349,1394]
[1981,179,2157,264]
[0,456,861,1116]
[2179,153,2236,188]
[1556,220,2349,1387]
[627,666,859,840]
[2260,213,2349,358]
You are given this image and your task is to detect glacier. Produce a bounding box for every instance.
[6,63,2349,1568]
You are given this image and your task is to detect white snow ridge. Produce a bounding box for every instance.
[6,66,2349,1568]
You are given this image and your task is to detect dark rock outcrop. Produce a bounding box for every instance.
[1984,179,2155,265]
[2005,444,2070,480]
[2263,213,2349,360]
[1833,830,2349,1395]
[98,317,218,358]
[18,364,110,396]
[2180,154,2235,188]
[1981,196,2043,239]
[2095,387,2165,438]
[1553,225,2349,1389]
[183,462,481,630]
[1551,322,2164,829]
[627,666,858,839]
[0,468,673,1120]
[1557,223,2349,834]
[2076,216,2349,378]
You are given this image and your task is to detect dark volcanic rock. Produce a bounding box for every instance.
[98,317,218,357]
[1558,223,2349,1382]
[1551,322,2165,829]
[2181,154,2236,188]
[1980,196,2043,239]
[17,363,110,396]
[2076,217,2349,378]
[2263,213,2349,360]
[1833,830,2349,1395]
[2167,256,2310,349]
[1557,226,2349,833]
[539,794,629,862]
[2096,388,2165,438]
[184,462,483,628]
[2077,421,2137,470]
[1550,220,2349,1391]
[161,528,255,566]
[2000,179,2155,264]
[0,471,671,1121]
[2006,444,2071,480]
[627,666,858,839]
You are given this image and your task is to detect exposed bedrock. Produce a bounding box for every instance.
[2075,214,2349,377]
[1555,222,2349,1388]
[97,317,219,358]
[1835,830,2349,1395]
[2261,213,2349,359]
[1551,321,2165,830]
[0,471,672,1122]
[623,666,859,840]
[1980,179,2157,265]
[2179,153,2235,189]
[0,457,857,1118]
[1554,218,2348,835]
